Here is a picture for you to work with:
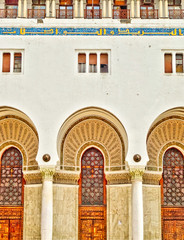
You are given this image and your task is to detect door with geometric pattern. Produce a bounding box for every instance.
[161,148,184,240]
[0,147,24,240]
[79,148,106,240]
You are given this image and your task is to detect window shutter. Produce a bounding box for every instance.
[114,0,126,5]
[2,53,10,73]
[5,0,18,5]
[89,54,97,65]
[60,0,72,5]
[78,54,86,64]
[87,0,100,4]
[164,54,172,73]
[176,54,183,73]
[14,52,22,72]
[100,54,108,65]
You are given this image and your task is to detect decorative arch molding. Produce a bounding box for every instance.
[0,106,39,169]
[57,107,128,172]
[146,107,184,169]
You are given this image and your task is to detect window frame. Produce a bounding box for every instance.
[0,49,24,74]
[76,50,110,74]
[163,50,184,75]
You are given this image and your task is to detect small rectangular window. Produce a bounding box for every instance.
[89,53,97,73]
[2,53,11,73]
[78,53,86,73]
[14,52,22,72]
[164,53,172,73]
[176,54,183,73]
[100,53,108,73]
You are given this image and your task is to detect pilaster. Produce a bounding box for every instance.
[18,0,22,17]
[164,0,168,18]
[46,0,50,17]
[52,0,56,18]
[130,0,135,18]
[23,0,28,18]
[80,0,84,18]
[159,0,163,18]
[108,0,112,18]
[136,0,140,18]
[102,0,107,18]
[74,0,79,18]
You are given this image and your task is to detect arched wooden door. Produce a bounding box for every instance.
[161,148,184,240]
[79,147,106,240]
[0,147,24,240]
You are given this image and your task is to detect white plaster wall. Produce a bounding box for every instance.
[0,19,183,166]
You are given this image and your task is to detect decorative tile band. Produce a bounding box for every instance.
[0,27,183,36]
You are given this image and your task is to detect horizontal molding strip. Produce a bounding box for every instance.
[0,27,183,36]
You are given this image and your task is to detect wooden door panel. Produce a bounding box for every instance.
[10,219,22,240]
[163,220,184,240]
[0,220,9,240]
[79,206,106,240]
[93,220,105,240]
[81,220,93,240]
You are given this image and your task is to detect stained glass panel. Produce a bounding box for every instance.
[163,148,184,206]
[81,148,104,205]
[0,147,23,205]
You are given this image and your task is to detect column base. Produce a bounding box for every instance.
[120,19,131,23]
[37,19,44,23]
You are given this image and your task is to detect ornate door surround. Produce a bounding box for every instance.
[0,147,24,240]
[161,148,184,240]
[79,147,106,240]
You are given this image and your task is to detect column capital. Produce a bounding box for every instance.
[129,166,145,181]
[40,166,55,181]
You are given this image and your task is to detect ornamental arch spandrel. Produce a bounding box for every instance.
[146,107,184,240]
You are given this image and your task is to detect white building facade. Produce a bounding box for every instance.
[0,3,183,239]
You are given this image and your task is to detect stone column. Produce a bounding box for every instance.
[23,0,27,18]
[182,0,184,9]
[136,0,140,18]
[46,0,50,17]
[52,0,56,17]
[130,167,144,240]
[18,0,22,17]
[108,0,112,18]
[40,166,55,240]
[80,0,84,18]
[102,0,106,18]
[159,0,163,18]
[164,0,168,18]
[74,0,78,17]
[130,0,135,18]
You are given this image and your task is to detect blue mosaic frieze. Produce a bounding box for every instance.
[0,27,183,36]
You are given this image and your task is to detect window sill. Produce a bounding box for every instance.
[164,73,184,76]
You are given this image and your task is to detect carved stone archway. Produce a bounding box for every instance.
[0,106,40,240]
[145,107,184,240]
[57,107,128,172]
[0,106,39,170]
[54,107,130,240]
[147,107,184,169]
